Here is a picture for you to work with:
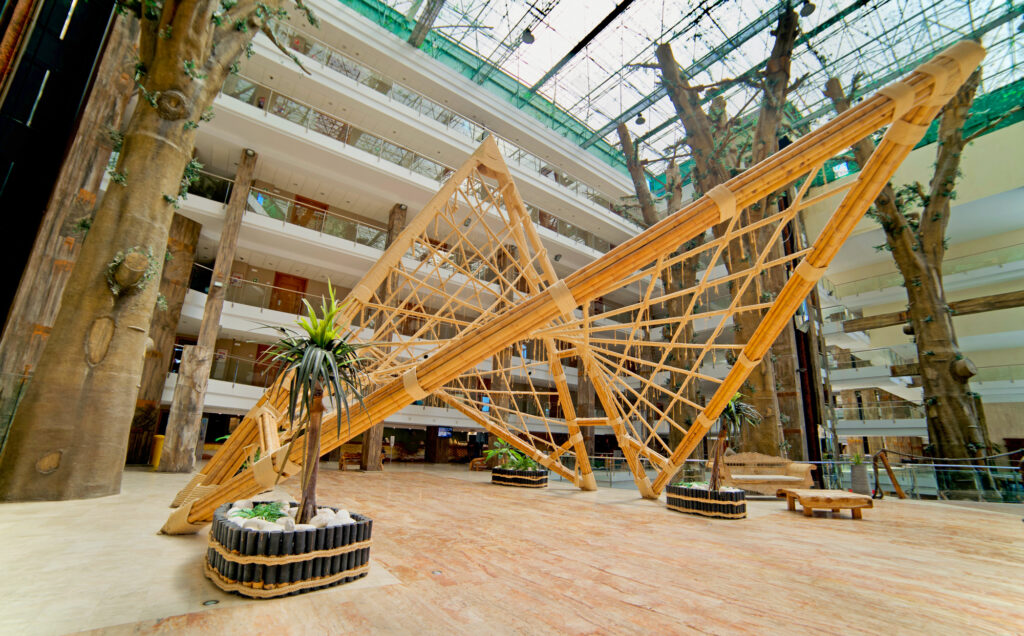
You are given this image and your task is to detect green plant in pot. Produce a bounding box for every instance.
[849,451,871,495]
[205,284,374,599]
[667,393,760,519]
[262,283,365,523]
[486,439,548,488]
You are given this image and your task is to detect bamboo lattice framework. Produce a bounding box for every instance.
[162,41,984,533]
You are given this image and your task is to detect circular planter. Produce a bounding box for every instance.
[205,502,372,598]
[491,467,548,488]
[666,485,746,519]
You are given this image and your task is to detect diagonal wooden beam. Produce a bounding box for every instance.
[843,289,1024,332]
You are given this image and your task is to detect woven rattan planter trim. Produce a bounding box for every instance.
[491,467,548,488]
[666,485,747,519]
[205,502,372,598]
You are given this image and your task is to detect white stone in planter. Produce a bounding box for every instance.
[327,513,355,527]
[234,499,253,510]
[294,523,316,531]
[241,518,282,531]
[308,512,334,528]
[275,516,296,531]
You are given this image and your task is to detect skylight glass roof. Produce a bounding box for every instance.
[371,0,1022,163]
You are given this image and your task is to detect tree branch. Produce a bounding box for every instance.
[919,69,981,267]
[261,22,311,75]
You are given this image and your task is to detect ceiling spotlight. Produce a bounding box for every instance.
[635,113,646,125]
[521,28,535,44]
[553,253,562,262]
[800,1,816,17]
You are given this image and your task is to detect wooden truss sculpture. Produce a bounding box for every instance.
[163,42,984,533]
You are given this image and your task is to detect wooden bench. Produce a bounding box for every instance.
[709,452,815,495]
[469,457,489,471]
[338,452,362,470]
[777,488,873,519]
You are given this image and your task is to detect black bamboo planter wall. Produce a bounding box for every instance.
[491,467,548,488]
[666,485,747,519]
[205,502,372,598]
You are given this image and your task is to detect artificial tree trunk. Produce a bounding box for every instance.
[160,149,258,473]
[361,202,408,471]
[297,388,324,524]
[0,16,137,450]
[655,11,805,456]
[616,124,703,475]
[824,71,989,459]
[125,213,201,464]
[0,0,311,501]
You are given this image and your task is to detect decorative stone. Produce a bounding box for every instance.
[293,523,316,531]
[327,514,355,527]
[234,499,253,510]
[241,518,281,531]
[308,512,333,528]
[274,516,295,531]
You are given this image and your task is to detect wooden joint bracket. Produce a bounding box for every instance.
[402,368,427,401]
[547,280,578,318]
[794,259,827,282]
[884,120,930,147]
[877,82,916,121]
[707,184,737,223]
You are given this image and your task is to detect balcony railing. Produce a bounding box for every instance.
[821,243,1024,298]
[833,402,925,421]
[245,186,389,249]
[973,363,1024,383]
[269,21,640,226]
[827,346,912,371]
[218,74,626,257]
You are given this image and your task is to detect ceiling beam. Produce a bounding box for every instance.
[789,3,1024,129]
[526,0,639,96]
[408,0,446,49]
[580,1,790,149]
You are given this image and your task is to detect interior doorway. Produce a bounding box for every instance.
[270,272,308,315]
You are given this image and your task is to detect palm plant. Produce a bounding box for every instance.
[708,393,761,491]
[262,283,364,524]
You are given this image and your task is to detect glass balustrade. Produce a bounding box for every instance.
[270,21,641,226]
[244,186,389,250]
[826,346,910,371]
[822,243,1024,298]
[973,363,1024,383]
[219,74,624,255]
[833,403,925,420]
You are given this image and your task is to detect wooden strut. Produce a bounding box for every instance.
[872,450,908,499]
[163,42,984,533]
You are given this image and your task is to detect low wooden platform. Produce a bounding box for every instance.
[777,488,874,519]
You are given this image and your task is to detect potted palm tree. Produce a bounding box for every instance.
[205,284,374,598]
[486,439,548,488]
[666,393,760,519]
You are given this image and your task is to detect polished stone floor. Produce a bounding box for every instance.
[1,463,1021,635]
